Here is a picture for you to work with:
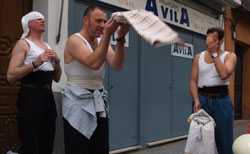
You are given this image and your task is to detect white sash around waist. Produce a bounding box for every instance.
[67,75,103,90]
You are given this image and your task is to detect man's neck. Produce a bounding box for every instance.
[27,32,43,42]
[79,30,95,44]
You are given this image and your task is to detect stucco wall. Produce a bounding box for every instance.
[224,7,235,104]
[242,47,250,119]
[235,10,250,119]
[225,7,250,119]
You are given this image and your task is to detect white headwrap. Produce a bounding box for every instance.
[21,11,44,38]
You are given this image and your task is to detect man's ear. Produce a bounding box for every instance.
[219,39,224,46]
[83,16,88,25]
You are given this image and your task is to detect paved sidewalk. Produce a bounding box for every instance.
[124,120,250,154]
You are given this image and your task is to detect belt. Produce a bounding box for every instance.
[21,83,51,91]
[198,90,229,98]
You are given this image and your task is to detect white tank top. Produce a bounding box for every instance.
[23,38,54,72]
[198,51,230,88]
[64,33,105,89]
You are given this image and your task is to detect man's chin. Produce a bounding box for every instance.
[96,33,102,37]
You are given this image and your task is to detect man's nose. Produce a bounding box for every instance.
[100,22,105,28]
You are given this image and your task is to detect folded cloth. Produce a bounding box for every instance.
[185,109,218,154]
[6,151,18,154]
[112,9,183,47]
[21,11,44,38]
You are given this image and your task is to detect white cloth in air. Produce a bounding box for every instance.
[112,9,183,47]
[184,109,218,154]
[21,11,44,38]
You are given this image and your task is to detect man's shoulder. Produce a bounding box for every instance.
[195,52,202,58]
[67,33,85,46]
[68,33,78,41]
[224,51,236,59]
[15,39,29,48]
[65,33,90,55]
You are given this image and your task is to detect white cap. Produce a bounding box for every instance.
[233,134,250,154]
[21,11,44,38]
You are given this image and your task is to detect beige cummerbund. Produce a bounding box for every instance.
[67,75,103,90]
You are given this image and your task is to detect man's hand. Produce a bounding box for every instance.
[117,23,130,38]
[104,19,119,36]
[45,48,60,63]
[206,37,219,53]
[193,101,201,113]
[33,50,49,67]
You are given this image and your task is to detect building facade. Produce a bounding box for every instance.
[0,0,249,153]
[224,0,250,119]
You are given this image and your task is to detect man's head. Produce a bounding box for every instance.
[21,11,45,38]
[83,6,106,38]
[206,27,224,41]
[83,6,105,18]
[206,27,224,49]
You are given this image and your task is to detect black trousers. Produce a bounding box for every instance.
[63,116,109,154]
[17,87,57,154]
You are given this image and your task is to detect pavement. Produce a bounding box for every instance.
[123,120,250,154]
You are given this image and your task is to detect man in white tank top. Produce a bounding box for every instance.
[190,27,237,154]
[7,11,62,154]
[62,5,130,154]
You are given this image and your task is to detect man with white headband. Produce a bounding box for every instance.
[7,11,62,154]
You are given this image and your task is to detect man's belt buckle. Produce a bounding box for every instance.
[206,93,227,98]
[43,84,51,90]
[207,94,214,98]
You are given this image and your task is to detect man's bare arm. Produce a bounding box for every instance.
[190,54,201,112]
[7,40,35,83]
[213,53,237,80]
[66,19,119,70]
[106,24,130,71]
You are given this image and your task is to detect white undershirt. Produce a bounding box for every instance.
[64,33,105,90]
[198,51,230,88]
[23,38,54,72]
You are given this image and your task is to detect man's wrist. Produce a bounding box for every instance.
[32,61,38,69]
[55,58,60,64]
[116,36,126,44]
[212,52,218,58]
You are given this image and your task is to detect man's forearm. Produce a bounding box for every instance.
[190,81,199,103]
[53,63,62,82]
[7,64,35,83]
[90,33,112,69]
[213,57,229,80]
[114,42,125,67]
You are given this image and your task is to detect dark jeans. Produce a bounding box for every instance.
[17,87,57,154]
[198,94,233,154]
[64,116,109,154]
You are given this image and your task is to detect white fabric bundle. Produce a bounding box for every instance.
[6,151,17,154]
[184,109,218,154]
[112,9,183,47]
[21,11,44,38]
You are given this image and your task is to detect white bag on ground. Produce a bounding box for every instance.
[6,151,18,154]
[184,109,218,154]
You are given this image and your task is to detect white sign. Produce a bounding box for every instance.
[96,0,219,35]
[171,43,194,59]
